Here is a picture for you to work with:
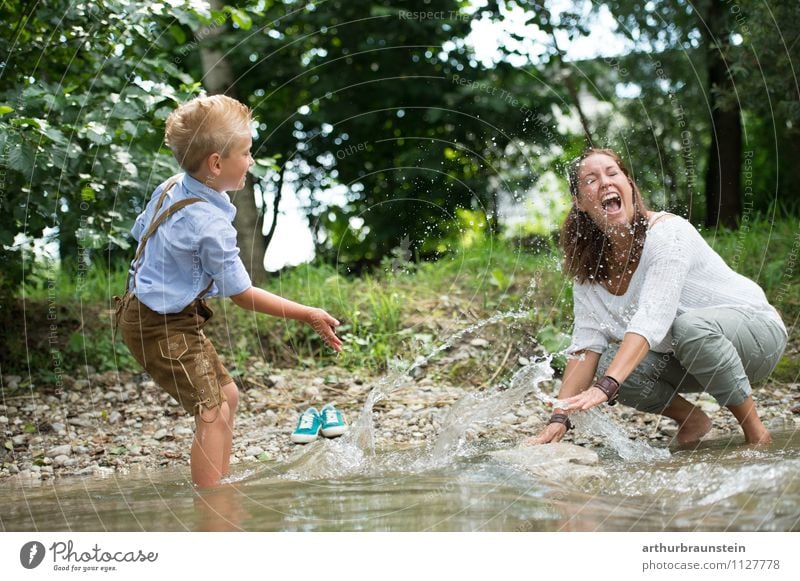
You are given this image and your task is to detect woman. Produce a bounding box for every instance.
[529,148,787,446]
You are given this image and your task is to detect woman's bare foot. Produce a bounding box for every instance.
[660,395,712,446]
[727,396,772,446]
[675,411,712,445]
[743,427,772,445]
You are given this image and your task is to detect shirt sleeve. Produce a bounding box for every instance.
[196,216,252,297]
[566,282,609,355]
[625,220,695,349]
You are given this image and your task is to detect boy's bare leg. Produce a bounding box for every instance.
[219,382,238,477]
[191,382,238,488]
[727,396,772,445]
[659,394,712,445]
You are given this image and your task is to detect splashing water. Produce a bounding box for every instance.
[286,309,668,480]
[283,309,534,479]
[428,357,554,465]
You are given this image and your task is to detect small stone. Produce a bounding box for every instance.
[470,338,490,348]
[12,435,27,446]
[53,455,70,467]
[174,426,193,437]
[245,446,264,457]
[68,417,94,428]
[46,445,72,457]
[153,429,168,441]
[267,375,285,388]
[108,412,122,424]
[0,416,8,424]
[302,386,320,399]
[518,357,530,366]
[257,452,271,462]
[263,410,278,426]
[500,413,518,425]
[51,422,66,432]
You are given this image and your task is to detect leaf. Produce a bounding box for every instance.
[0,105,13,116]
[8,143,36,174]
[110,100,141,120]
[226,7,252,30]
[168,25,187,44]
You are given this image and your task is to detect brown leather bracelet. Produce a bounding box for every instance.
[549,413,574,431]
[593,375,620,405]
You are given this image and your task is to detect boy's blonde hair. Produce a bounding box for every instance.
[165,95,252,173]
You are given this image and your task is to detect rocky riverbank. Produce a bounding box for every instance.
[2,360,799,485]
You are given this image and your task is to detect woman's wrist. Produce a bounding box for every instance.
[549,413,574,431]
[592,375,621,405]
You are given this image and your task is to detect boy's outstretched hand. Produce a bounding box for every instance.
[305,308,343,352]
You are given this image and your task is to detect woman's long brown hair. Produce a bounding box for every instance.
[560,148,651,285]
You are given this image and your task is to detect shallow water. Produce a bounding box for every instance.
[3,315,798,532]
[2,428,799,532]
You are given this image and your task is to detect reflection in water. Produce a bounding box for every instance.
[1,430,799,531]
[194,485,249,532]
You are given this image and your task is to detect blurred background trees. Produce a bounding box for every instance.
[1,0,798,290]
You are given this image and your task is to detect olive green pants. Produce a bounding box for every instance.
[597,307,787,413]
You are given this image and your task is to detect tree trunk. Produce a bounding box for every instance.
[198,1,267,283]
[703,0,742,228]
[264,164,285,250]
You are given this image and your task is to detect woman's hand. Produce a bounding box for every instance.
[560,386,608,412]
[525,422,568,445]
[305,308,343,353]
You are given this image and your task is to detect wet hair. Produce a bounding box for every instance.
[165,94,252,173]
[560,148,651,285]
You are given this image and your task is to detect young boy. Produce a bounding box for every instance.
[115,94,342,488]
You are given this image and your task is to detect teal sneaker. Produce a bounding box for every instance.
[320,403,348,438]
[291,407,321,444]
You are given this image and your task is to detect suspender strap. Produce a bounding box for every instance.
[129,175,214,300]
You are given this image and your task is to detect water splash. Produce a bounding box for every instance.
[564,406,670,462]
[284,309,534,478]
[428,358,554,465]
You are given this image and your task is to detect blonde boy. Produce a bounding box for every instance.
[116,95,342,488]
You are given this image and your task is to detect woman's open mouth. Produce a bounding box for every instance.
[601,192,623,216]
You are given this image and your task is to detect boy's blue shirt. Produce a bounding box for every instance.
[128,173,252,314]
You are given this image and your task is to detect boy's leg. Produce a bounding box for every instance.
[191,382,238,488]
[220,382,238,477]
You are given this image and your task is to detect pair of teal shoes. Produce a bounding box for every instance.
[291,404,348,444]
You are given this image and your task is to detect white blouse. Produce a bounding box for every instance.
[567,212,787,354]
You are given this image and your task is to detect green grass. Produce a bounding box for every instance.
[7,216,799,387]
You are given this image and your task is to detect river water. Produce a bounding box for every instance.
[2,428,799,532]
[2,314,798,532]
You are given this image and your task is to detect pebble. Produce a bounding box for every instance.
[46,445,72,457]
[3,362,797,485]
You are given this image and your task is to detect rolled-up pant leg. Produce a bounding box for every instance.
[597,307,786,413]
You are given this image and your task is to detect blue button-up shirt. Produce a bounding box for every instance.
[128,173,253,314]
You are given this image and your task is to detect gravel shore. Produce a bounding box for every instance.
[2,354,798,485]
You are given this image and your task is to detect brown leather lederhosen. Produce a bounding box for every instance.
[114,175,233,416]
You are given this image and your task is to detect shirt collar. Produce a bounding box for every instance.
[180,173,237,221]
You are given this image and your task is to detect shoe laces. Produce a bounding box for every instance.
[299,412,316,430]
[323,408,339,424]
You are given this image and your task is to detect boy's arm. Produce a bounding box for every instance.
[230,286,343,352]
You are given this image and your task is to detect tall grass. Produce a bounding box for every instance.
[11,216,799,383]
